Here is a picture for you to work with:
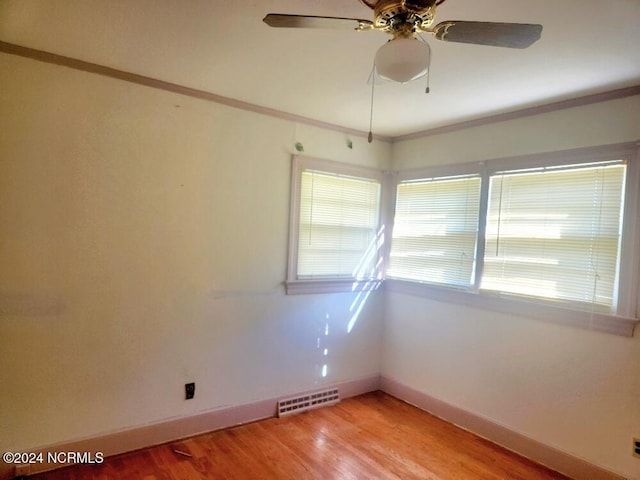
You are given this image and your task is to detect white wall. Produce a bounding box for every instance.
[384,95,640,479]
[0,53,389,452]
[2,48,639,479]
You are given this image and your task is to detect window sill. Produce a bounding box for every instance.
[286,279,383,295]
[384,279,638,337]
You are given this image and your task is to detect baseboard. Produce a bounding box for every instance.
[380,376,628,480]
[4,375,622,480]
[0,375,380,479]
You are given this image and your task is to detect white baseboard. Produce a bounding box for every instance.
[2,375,626,480]
[0,375,380,479]
[380,376,628,480]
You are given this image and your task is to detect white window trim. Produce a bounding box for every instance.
[286,155,388,295]
[385,142,640,337]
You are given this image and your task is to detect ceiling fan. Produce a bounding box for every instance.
[263,0,542,84]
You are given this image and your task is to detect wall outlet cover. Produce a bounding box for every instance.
[185,382,195,400]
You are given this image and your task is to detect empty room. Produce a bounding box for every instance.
[1,1,639,479]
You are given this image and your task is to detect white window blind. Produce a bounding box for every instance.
[481,162,626,311]
[388,175,481,286]
[297,170,381,279]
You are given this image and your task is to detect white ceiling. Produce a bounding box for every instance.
[1,0,639,138]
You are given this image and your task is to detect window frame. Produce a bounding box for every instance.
[385,142,640,336]
[286,155,387,295]
[386,166,484,289]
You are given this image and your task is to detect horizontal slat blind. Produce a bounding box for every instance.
[388,175,481,286]
[481,162,626,311]
[298,170,381,279]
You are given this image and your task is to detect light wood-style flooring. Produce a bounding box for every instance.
[33,391,571,479]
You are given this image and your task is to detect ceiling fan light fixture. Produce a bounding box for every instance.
[374,36,431,83]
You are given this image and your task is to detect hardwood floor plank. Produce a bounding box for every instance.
[32,392,571,479]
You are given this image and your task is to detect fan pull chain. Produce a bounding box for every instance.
[425,40,432,93]
[368,66,375,143]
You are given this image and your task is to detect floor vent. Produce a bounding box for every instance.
[277,388,340,417]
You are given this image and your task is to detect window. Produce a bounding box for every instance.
[385,143,639,335]
[482,162,626,312]
[388,175,481,287]
[286,145,638,335]
[287,156,384,294]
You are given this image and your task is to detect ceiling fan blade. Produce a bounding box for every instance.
[432,21,542,48]
[263,14,373,30]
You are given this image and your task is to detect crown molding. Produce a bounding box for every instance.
[0,41,392,143]
[394,84,640,142]
[2,41,638,145]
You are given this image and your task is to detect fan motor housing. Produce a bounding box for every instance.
[373,0,437,32]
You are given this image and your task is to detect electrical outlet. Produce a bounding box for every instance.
[633,437,640,458]
[185,382,195,400]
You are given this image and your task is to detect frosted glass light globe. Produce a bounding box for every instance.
[374,37,431,83]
